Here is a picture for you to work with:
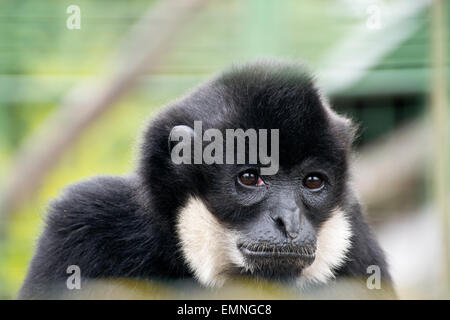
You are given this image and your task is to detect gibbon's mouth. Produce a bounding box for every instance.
[238,242,316,262]
[236,242,316,279]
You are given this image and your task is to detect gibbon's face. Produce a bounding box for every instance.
[201,161,343,279]
[173,63,354,287]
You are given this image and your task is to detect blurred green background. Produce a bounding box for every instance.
[0,0,448,299]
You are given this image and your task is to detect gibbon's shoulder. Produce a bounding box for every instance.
[44,175,147,243]
[41,174,147,257]
[40,176,150,260]
[47,175,140,222]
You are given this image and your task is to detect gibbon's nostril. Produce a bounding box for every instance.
[272,216,299,239]
[275,217,285,229]
[271,213,301,240]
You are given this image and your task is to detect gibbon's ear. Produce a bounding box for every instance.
[333,115,358,151]
[168,125,195,153]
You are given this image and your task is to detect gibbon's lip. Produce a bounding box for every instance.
[237,243,316,260]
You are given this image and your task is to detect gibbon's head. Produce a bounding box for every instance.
[139,60,356,287]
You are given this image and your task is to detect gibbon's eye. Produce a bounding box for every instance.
[239,171,264,187]
[303,174,324,190]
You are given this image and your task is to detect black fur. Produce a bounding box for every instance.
[18,60,391,299]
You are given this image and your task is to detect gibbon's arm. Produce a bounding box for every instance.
[337,203,391,281]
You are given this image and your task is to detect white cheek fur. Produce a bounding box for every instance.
[298,208,353,287]
[176,196,352,288]
[176,197,245,287]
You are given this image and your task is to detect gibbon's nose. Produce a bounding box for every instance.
[270,207,301,240]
